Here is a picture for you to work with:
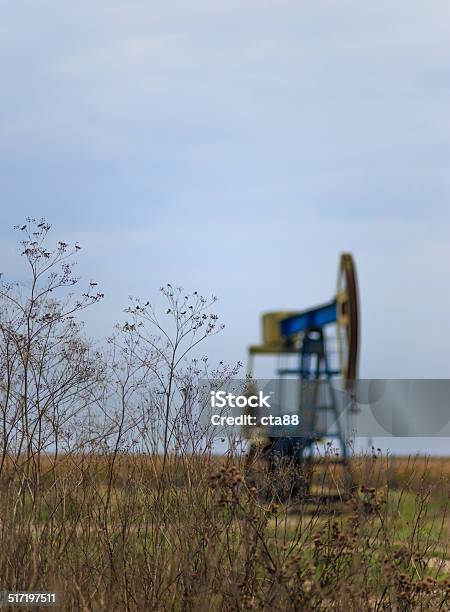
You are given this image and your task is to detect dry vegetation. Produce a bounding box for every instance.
[0,220,448,611]
[0,452,449,611]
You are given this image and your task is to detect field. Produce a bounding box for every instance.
[0,452,449,611]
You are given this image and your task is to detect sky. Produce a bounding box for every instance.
[1,1,449,453]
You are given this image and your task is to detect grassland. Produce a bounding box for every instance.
[0,452,448,611]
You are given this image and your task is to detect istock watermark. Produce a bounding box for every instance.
[210,390,272,409]
[208,387,300,429]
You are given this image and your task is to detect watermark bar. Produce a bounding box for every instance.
[197,379,450,437]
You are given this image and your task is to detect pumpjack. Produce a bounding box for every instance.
[245,253,359,498]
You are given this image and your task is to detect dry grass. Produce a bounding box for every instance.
[0,452,449,611]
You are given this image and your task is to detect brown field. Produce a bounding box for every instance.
[0,451,449,611]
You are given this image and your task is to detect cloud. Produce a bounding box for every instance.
[1,1,449,168]
[0,0,449,408]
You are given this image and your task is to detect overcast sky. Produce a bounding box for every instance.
[1,1,449,453]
